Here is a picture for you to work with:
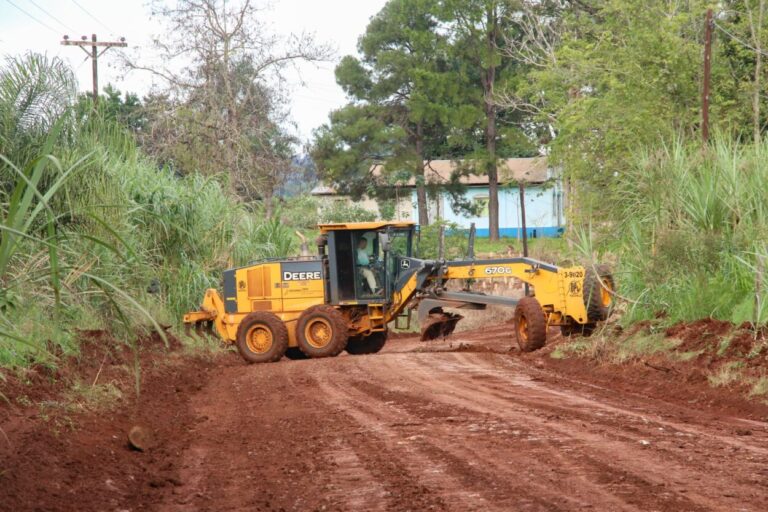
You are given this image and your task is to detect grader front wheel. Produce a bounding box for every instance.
[296,305,349,358]
[514,296,547,352]
[236,312,288,364]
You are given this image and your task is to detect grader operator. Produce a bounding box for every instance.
[184,221,614,363]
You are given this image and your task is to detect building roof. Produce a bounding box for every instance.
[373,157,549,186]
[311,157,549,196]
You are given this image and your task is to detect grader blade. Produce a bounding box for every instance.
[420,308,464,341]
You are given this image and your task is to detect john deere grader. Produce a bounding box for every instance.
[184,222,615,363]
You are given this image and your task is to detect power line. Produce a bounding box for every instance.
[4,0,60,35]
[27,0,76,35]
[69,0,114,35]
[713,20,768,58]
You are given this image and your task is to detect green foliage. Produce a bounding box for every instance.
[313,0,465,224]
[0,53,76,168]
[318,200,377,224]
[0,53,301,371]
[416,220,468,259]
[279,195,321,230]
[605,136,768,325]
[520,1,708,219]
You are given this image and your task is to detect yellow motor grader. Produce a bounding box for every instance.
[184,221,614,363]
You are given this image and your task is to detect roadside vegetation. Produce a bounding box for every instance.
[4,0,768,405]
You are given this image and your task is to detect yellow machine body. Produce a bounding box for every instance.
[184,221,614,361]
[183,261,326,347]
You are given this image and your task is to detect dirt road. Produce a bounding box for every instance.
[163,331,768,512]
[3,328,768,511]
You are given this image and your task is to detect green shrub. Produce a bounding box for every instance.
[319,200,377,223]
[599,135,768,325]
[415,220,468,260]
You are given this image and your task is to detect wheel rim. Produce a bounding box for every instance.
[517,315,528,342]
[305,318,333,348]
[600,279,613,307]
[245,324,273,354]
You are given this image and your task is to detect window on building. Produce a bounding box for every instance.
[473,195,489,217]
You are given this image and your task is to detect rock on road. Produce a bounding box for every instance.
[157,333,768,512]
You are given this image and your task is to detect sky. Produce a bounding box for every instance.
[0,0,387,144]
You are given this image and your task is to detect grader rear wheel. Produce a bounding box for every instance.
[235,312,288,364]
[296,305,349,358]
[584,265,615,322]
[514,296,547,352]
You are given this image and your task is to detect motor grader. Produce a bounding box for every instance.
[184,221,614,363]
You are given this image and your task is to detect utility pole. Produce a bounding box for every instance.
[61,34,127,108]
[702,8,714,144]
[519,181,530,296]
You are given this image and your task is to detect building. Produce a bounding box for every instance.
[311,157,565,238]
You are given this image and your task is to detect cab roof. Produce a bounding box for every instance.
[318,221,415,233]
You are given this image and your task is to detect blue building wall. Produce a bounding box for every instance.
[412,184,565,238]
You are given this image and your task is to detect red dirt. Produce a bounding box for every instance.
[2,326,768,511]
[666,318,733,351]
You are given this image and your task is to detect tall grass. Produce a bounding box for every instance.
[0,53,300,371]
[607,135,768,325]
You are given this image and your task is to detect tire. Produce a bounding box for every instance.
[346,331,387,355]
[514,296,547,352]
[296,305,349,358]
[583,265,615,322]
[284,347,309,360]
[235,312,288,364]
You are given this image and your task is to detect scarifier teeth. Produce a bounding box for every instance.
[420,312,464,341]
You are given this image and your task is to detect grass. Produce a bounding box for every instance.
[65,380,123,411]
[473,236,568,259]
[592,135,768,327]
[708,362,746,388]
[749,376,768,398]
[0,52,301,400]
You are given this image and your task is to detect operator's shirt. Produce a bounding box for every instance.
[357,248,369,266]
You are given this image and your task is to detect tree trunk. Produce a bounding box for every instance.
[751,1,766,144]
[486,101,499,241]
[415,122,429,226]
[484,6,500,241]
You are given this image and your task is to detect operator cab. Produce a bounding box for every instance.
[319,222,414,305]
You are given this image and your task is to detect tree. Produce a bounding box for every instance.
[0,53,76,168]
[314,0,458,226]
[509,0,711,220]
[313,103,406,201]
[438,0,536,240]
[125,0,331,213]
[717,1,768,144]
[74,84,145,132]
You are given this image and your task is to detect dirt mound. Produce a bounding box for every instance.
[665,319,767,369]
[665,318,733,351]
[1,328,182,417]
[0,327,228,512]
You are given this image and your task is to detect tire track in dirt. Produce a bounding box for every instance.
[152,338,767,512]
[316,364,486,511]
[385,352,767,511]
[355,354,705,511]
[158,360,357,511]
[323,358,648,511]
